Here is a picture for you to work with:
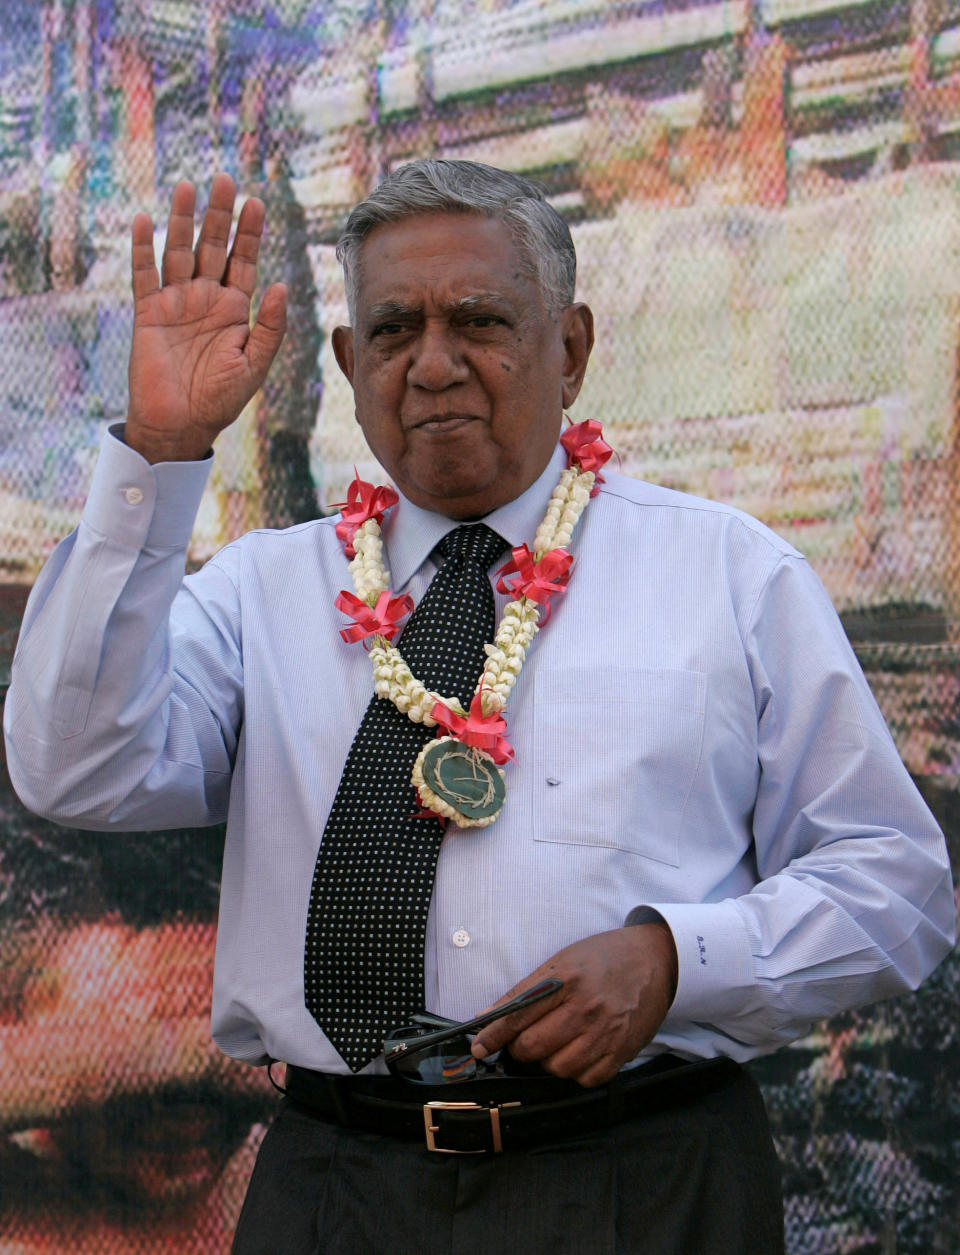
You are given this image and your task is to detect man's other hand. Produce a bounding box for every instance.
[126,173,287,464]
[470,924,678,1088]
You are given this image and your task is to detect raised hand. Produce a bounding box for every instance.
[470,923,678,1088]
[126,173,287,463]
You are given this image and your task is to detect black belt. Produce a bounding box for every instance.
[279,1054,741,1154]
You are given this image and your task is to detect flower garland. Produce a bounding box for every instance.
[334,419,613,829]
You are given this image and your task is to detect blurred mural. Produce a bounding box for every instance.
[0,0,959,1251]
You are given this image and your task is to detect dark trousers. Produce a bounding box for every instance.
[232,1064,784,1255]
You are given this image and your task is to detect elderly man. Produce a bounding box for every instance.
[4,160,954,1255]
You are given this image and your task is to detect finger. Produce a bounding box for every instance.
[130,212,159,301]
[224,196,267,298]
[572,1056,623,1087]
[245,283,287,386]
[161,180,198,286]
[514,1010,626,1086]
[496,1003,578,1063]
[471,982,563,1059]
[543,1041,621,1088]
[193,172,237,281]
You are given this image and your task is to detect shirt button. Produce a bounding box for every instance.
[124,487,144,506]
[452,928,470,948]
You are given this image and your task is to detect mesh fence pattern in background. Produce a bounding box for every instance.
[1,1,958,1251]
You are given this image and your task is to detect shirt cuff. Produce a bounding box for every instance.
[627,900,755,1023]
[83,424,213,551]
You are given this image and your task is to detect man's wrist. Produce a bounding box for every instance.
[627,919,679,1006]
[122,420,212,465]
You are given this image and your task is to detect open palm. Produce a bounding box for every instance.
[126,174,287,463]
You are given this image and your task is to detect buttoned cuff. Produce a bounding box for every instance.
[83,424,212,551]
[626,900,755,1022]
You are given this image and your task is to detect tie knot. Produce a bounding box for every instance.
[434,524,509,572]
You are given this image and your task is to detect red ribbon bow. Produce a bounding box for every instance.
[335,589,413,644]
[431,693,515,765]
[560,420,612,493]
[333,475,399,558]
[495,544,573,621]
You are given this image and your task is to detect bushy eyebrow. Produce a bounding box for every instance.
[366,300,420,322]
[453,293,514,313]
[365,292,517,322]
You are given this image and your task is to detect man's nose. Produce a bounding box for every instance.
[406,323,470,390]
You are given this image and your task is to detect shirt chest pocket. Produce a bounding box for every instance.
[529,665,706,866]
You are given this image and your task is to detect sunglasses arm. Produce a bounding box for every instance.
[384,978,562,1059]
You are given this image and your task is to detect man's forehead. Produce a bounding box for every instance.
[351,213,534,300]
[361,208,513,249]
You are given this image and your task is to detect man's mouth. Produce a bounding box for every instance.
[409,414,480,433]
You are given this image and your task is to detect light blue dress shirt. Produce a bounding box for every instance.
[4,430,955,1075]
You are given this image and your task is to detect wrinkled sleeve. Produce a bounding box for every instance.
[635,553,956,1055]
[4,428,242,831]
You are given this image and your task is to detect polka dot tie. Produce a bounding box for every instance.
[304,523,510,1072]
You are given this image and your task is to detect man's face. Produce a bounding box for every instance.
[333,212,593,518]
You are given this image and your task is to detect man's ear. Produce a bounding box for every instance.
[559,303,594,409]
[332,325,355,386]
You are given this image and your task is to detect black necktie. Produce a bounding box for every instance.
[304,523,510,1072]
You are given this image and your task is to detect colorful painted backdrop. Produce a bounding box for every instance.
[1,1,958,1251]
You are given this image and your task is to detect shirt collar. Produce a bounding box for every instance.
[382,443,569,591]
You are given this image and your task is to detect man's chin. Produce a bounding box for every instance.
[398,458,503,516]
[390,437,554,516]
[407,482,502,518]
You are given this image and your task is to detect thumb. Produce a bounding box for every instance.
[471,979,560,1059]
[246,282,287,384]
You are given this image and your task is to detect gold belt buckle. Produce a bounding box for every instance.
[423,1100,518,1153]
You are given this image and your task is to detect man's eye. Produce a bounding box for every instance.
[465,315,502,329]
[372,323,406,337]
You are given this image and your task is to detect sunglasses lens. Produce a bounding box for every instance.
[391,1036,477,1084]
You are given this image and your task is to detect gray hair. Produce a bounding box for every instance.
[336,159,577,320]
